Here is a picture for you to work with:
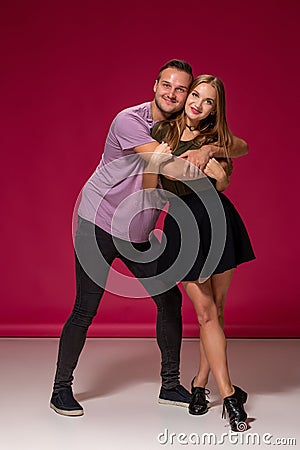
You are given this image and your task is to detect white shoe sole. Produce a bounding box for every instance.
[50,402,84,416]
[158,398,189,407]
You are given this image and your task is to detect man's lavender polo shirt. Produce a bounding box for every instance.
[78,102,164,243]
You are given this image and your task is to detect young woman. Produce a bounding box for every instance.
[143,75,255,431]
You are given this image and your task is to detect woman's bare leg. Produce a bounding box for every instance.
[182,278,234,398]
[193,270,234,388]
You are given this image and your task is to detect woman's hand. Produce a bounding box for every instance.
[203,158,227,181]
[143,142,173,190]
[148,142,173,168]
[204,158,229,192]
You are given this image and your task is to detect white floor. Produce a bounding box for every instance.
[0,338,299,450]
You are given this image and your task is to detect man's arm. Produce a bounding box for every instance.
[207,135,248,158]
[178,135,248,174]
[133,141,162,160]
[141,142,173,189]
[135,142,206,182]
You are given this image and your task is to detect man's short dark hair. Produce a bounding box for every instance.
[157,59,193,81]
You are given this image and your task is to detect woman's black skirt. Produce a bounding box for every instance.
[157,191,255,282]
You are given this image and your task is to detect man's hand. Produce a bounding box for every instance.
[179,147,211,176]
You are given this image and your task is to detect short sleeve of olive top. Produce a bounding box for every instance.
[151,122,213,197]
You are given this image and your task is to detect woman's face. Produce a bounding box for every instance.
[185,82,216,124]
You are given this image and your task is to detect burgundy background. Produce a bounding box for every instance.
[1,0,299,337]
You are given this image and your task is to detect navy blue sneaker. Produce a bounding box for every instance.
[158,384,192,407]
[50,387,84,416]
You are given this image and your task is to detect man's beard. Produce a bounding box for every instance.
[155,97,182,119]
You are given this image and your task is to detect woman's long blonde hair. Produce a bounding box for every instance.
[156,74,233,158]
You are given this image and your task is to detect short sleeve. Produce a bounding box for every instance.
[113,110,156,150]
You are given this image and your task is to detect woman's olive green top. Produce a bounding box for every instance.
[151,122,216,197]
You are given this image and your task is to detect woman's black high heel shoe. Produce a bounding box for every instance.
[222,385,248,431]
[188,377,210,416]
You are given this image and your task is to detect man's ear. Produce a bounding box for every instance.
[153,80,158,93]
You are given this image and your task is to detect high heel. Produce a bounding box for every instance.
[222,385,248,432]
[188,377,210,416]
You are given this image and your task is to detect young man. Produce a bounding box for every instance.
[50,60,194,416]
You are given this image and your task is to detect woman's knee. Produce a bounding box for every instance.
[196,304,218,327]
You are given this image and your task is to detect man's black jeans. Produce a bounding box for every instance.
[53,217,182,392]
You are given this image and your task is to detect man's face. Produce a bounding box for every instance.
[153,68,191,117]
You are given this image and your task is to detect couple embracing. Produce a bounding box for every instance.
[50,59,255,432]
